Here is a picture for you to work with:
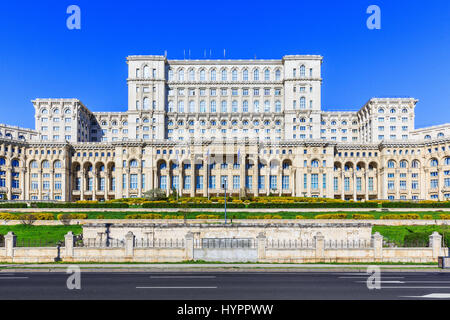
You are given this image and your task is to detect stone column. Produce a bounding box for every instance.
[64,231,74,258]
[314,232,325,261]
[256,232,266,261]
[5,232,16,258]
[429,232,442,259]
[124,231,135,258]
[353,171,357,201]
[185,232,194,261]
[371,232,383,261]
[253,156,259,197]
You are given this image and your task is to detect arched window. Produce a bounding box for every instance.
[143,65,150,78]
[445,157,450,166]
[210,100,216,113]
[130,160,138,168]
[232,69,238,81]
[199,69,205,81]
[264,69,270,81]
[400,160,408,168]
[189,69,195,81]
[243,69,248,81]
[300,97,306,109]
[199,101,206,113]
[275,101,281,112]
[311,160,319,167]
[411,160,420,168]
[275,69,281,81]
[42,160,50,169]
[387,160,395,168]
[232,100,238,113]
[12,160,19,167]
[159,162,167,170]
[425,135,431,140]
[402,108,408,113]
[253,101,259,113]
[253,69,259,81]
[431,159,438,167]
[264,101,270,112]
[221,69,227,81]
[299,65,306,77]
[0,158,5,166]
[210,69,216,81]
[242,101,248,112]
[438,132,445,138]
[221,101,227,113]
[390,108,396,114]
[64,109,71,115]
[378,108,384,114]
[189,101,195,113]
[54,160,62,169]
[178,101,184,113]
[30,161,38,169]
[143,98,150,110]
[178,69,184,81]
[53,108,60,114]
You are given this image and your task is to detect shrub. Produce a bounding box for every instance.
[440,214,450,220]
[380,214,420,220]
[35,213,54,220]
[0,203,28,208]
[57,214,88,220]
[19,214,36,225]
[403,232,430,247]
[124,214,163,219]
[0,213,17,220]
[33,202,129,208]
[296,215,305,219]
[351,214,375,219]
[97,215,105,219]
[143,188,168,201]
[314,214,347,219]
[422,215,434,220]
[195,214,220,219]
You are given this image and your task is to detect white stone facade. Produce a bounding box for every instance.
[0,54,449,201]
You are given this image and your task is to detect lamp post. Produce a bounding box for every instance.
[223,177,227,224]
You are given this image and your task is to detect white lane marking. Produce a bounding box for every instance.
[150,276,216,279]
[137,286,218,289]
[339,276,404,279]
[382,286,450,289]
[402,293,450,299]
[0,277,29,279]
[356,280,404,284]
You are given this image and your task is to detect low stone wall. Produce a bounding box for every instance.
[0,231,446,264]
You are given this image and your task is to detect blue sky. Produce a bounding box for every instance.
[0,0,449,129]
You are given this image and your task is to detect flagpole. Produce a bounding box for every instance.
[207,150,210,200]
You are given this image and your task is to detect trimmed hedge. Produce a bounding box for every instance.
[0,203,28,208]
[247,202,379,209]
[141,202,246,209]
[351,214,375,219]
[314,214,348,219]
[32,202,129,208]
[57,214,88,220]
[380,214,420,220]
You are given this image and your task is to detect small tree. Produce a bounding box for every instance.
[143,188,167,201]
[58,214,72,226]
[19,214,36,226]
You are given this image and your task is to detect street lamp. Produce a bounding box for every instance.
[222,177,227,224]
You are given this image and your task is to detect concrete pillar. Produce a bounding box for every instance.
[185,232,194,261]
[5,231,16,258]
[64,231,74,258]
[371,232,383,261]
[256,232,266,261]
[124,231,135,258]
[314,232,325,261]
[429,232,442,259]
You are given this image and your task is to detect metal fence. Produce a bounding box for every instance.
[195,238,257,249]
[134,238,185,248]
[266,239,315,249]
[15,239,62,248]
[77,238,125,248]
[324,239,372,249]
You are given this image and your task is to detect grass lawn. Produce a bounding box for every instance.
[0,225,82,242]
[373,225,450,245]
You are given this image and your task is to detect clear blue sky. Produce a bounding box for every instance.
[0,0,449,129]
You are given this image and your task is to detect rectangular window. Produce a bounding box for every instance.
[209,175,216,189]
[304,174,307,190]
[196,175,204,190]
[130,174,138,189]
[356,177,362,192]
[233,175,240,190]
[111,177,116,191]
[368,177,374,191]
[282,175,289,190]
[100,178,105,191]
[258,176,265,190]
[172,176,179,190]
[160,175,167,190]
[183,176,191,190]
[334,177,338,192]
[344,177,350,191]
[54,182,62,190]
[246,176,252,189]
[322,174,326,189]
[122,174,127,189]
[311,174,318,190]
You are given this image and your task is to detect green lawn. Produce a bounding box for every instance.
[373,225,450,246]
[0,225,82,242]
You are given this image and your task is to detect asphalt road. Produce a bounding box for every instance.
[1,271,450,300]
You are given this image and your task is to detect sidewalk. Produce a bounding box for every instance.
[0,263,445,272]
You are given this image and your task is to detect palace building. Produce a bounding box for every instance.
[0,54,449,201]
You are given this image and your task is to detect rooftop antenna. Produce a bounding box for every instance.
[189,49,191,60]
[224,49,226,59]
[254,54,256,59]
[204,49,206,58]
[164,50,167,58]
[183,49,186,60]
[209,49,212,58]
